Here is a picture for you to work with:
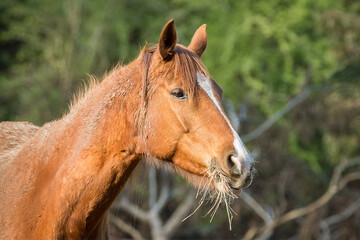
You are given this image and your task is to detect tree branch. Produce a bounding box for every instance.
[109,213,144,240]
[114,197,149,222]
[239,191,273,224]
[241,87,311,143]
[254,157,360,240]
[243,226,260,240]
[113,170,194,240]
[163,192,195,237]
[319,198,360,240]
[149,166,157,207]
[152,170,170,214]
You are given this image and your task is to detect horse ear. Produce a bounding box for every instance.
[159,19,177,61]
[188,24,207,57]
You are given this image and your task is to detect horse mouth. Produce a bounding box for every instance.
[209,158,254,192]
[226,169,254,191]
[228,175,253,190]
[208,162,253,193]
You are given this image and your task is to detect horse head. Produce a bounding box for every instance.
[139,20,254,194]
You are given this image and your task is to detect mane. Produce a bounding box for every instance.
[68,44,209,115]
[67,64,123,114]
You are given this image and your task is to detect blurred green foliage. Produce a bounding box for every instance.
[1,0,359,176]
[1,0,358,121]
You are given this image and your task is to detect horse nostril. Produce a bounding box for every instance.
[226,154,241,177]
[227,155,235,168]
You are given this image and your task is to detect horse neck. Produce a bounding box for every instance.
[29,58,145,239]
[60,57,144,161]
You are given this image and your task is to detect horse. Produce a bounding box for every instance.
[0,19,254,239]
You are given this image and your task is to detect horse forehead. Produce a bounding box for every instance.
[196,73,222,101]
[210,78,223,98]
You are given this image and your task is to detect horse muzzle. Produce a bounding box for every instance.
[226,152,255,190]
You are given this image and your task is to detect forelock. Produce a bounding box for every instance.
[142,44,210,96]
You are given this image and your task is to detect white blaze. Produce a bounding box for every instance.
[196,73,253,170]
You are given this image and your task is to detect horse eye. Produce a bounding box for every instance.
[171,88,188,100]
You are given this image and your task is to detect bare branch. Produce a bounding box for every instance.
[254,157,360,240]
[338,172,360,189]
[277,171,289,215]
[163,192,195,237]
[276,174,360,227]
[114,197,149,222]
[241,88,311,143]
[243,226,259,240]
[329,158,360,186]
[148,211,165,240]
[320,198,360,240]
[152,170,170,214]
[149,166,157,207]
[109,213,144,240]
[239,191,273,224]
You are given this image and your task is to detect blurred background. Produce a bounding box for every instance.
[1,0,360,239]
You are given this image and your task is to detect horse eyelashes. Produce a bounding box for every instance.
[171,88,188,100]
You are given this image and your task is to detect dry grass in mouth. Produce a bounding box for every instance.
[182,165,238,230]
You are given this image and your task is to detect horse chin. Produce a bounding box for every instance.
[145,156,208,189]
[227,180,244,196]
[231,188,242,195]
[145,155,240,196]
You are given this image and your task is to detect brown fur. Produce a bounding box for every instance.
[0,122,40,178]
[0,20,251,239]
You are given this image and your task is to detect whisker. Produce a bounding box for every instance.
[182,198,204,222]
